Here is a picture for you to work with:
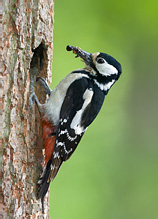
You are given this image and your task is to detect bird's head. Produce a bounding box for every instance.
[66,45,122,80]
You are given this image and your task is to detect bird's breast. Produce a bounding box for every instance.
[44,72,89,125]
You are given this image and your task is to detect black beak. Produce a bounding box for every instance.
[66,45,92,66]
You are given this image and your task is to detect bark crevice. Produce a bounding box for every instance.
[1,0,54,217]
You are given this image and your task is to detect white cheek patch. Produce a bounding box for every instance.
[96,61,118,76]
[70,88,93,135]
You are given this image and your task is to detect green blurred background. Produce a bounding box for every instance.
[49,0,158,218]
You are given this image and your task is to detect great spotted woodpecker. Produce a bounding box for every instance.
[28,45,122,212]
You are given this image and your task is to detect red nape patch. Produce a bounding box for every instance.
[42,117,56,166]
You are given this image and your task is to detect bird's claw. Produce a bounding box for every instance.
[26,92,36,110]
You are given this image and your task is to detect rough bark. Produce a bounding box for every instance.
[0,0,54,218]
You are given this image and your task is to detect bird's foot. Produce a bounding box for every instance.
[26,92,36,110]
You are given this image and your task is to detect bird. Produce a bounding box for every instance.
[28,45,122,212]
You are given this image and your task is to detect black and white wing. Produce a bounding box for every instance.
[50,77,105,178]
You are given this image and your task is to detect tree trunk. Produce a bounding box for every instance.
[0,0,54,218]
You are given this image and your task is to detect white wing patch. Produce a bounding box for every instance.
[70,88,94,135]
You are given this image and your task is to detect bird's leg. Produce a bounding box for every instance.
[28,92,42,110]
[36,77,52,97]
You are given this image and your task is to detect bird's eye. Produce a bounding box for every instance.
[97,58,105,64]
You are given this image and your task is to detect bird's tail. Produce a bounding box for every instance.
[38,154,63,213]
[38,159,52,213]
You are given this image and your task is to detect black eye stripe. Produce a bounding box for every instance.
[97,58,105,64]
